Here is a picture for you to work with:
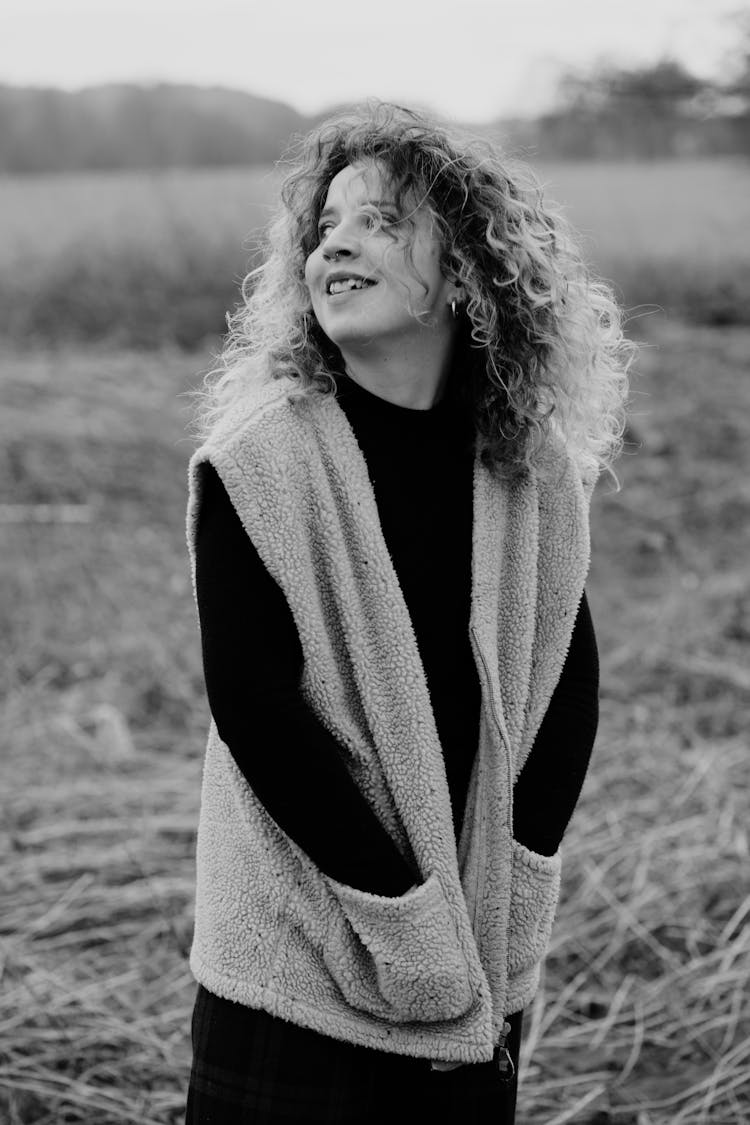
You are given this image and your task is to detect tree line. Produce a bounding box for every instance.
[0,84,309,173]
[1,54,749,174]
[528,58,749,159]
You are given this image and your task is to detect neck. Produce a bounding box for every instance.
[337,329,457,410]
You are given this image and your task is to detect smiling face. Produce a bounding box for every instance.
[304,161,456,357]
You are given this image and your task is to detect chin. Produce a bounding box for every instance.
[326,314,406,345]
[321,320,381,347]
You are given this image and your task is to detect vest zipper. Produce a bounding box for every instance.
[469,623,516,941]
[470,626,516,1064]
[430,1018,515,1076]
[468,627,490,941]
[494,1019,515,1083]
[470,625,512,760]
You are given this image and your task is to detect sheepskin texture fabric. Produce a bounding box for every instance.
[185,376,593,1065]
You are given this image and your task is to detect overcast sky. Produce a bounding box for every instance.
[2,0,745,121]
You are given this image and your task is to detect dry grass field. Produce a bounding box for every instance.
[1,313,748,1123]
[0,159,748,347]
[1,154,749,1122]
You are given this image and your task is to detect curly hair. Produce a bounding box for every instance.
[194,100,635,485]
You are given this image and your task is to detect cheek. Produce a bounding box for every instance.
[305,242,327,282]
[415,240,442,288]
[379,241,420,296]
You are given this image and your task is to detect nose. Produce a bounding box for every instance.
[321,218,360,262]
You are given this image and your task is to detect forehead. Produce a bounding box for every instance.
[321,161,398,209]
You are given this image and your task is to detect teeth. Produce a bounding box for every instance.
[328,277,374,295]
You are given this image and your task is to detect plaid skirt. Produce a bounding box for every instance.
[185,984,522,1124]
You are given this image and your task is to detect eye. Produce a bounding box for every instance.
[316,209,398,242]
[361,211,399,238]
[369,208,397,226]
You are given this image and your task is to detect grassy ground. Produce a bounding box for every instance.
[1,316,749,1123]
[0,160,748,348]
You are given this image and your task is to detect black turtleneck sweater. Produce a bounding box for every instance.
[194,373,599,897]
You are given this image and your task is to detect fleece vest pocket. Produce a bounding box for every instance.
[322,870,474,1024]
[506,840,562,981]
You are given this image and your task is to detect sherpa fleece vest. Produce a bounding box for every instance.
[185,376,593,1066]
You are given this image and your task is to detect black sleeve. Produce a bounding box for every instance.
[194,463,418,896]
[512,591,600,856]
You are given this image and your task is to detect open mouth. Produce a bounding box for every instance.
[326,277,378,296]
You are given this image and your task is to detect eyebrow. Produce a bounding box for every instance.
[318,199,398,221]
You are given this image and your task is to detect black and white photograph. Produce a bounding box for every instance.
[1,2,749,1122]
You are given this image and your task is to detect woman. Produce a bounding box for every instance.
[184,101,633,1123]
